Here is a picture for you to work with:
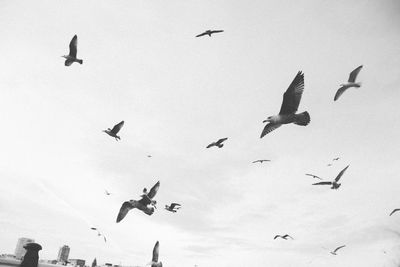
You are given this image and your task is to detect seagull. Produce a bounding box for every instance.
[274,234,294,240]
[333,157,340,161]
[334,65,363,101]
[90,228,106,242]
[165,203,181,213]
[196,30,224,37]
[313,165,350,189]
[330,245,346,255]
[149,241,162,267]
[62,35,83,66]
[105,190,111,195]
[116,181,160,223]
[260,71,310,138]
[103,121,124,141]
[389,209,400,216]
[206,138,228,148]
[252,159,271,164]
[327,163,332,167]
[305,173,323,180]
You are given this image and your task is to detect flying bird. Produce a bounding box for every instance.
[206,138,228,148]
[62,35,83,66]
[313,165,350,189]
[330,245,346,255]
[103,121,124,141]
[274,234,294,240]
[105,190,111,196]
[333,157,340,161]
[252,159,271,164]
[334,65,363,101]
[196,30,224,37]
[148,241,162,267]
[165,203,181,213]
[260,71,310,138]
[116,181,160,223]
[305,174,323,180]
[389,209,400,216]
[327,163,332,167]
[90,228,106,242]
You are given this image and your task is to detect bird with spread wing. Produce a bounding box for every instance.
[330,245,346,255]
[165,203,181,213]
[305,173,323,180]
[334,65,363,101]
[62,35,83,66]
[103,121,124,141]
[148,241,162,267]
[196,30,224,37]
[206,138,228,148]
[313,165,349,189]
[252,159,271,164]
[274,234,294,240]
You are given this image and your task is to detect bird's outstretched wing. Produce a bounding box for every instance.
[111,121,124,134]
[116,201,134,223]
[283,234,294,239]
[390,209,400,216]
[147,181,160,199]
[196,32,207,37]
[216,138,228,145]
[206,142,215,148]
[273,235,281,240]
[69,35,78,58]
[334,86,348,101]
[170,203,181,209]
[260,123,281,138]
[210,30,224,34]
[333,245,346,253]
[348,65,363,82]
[279,71,305,115]
[152,241,160,262]
[335,165,349,182]
[312,182,332,185]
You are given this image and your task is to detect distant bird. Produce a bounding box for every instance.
[116,181,160,223]
[62,35,83,66]
[334,65,363,101]
[327,163,332,167]
[389,209,400,216]
[333,157,340,161]
[274,234,293,240]
[313,165,350,189]
[149,241,162,267]
[252,159,271,164]
[147,155,152,158]
[165,203,181,213]
[90,228,106,242]
[105,190,111,196]
[330,245,346,255]
[260,71,310,138]
[103,121,124,141]
[206,138,228,148]
[305,174,323,180]
[196,30,224,37]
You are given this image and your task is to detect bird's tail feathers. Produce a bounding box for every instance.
[294,111,310,126]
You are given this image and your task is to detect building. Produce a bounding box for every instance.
[57,245,70,263]
[69,259,85,267]
[15,237,35,259]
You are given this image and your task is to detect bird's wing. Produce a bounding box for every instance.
[335,165,349,182]
[334,86,348,101]
[116,201,134,223]
[273,235,280,239]
[252,160,260,163]
[312,182,332,185]
[216,138,228,145]
[69,35,78,58]
[111,121,124,134]
[170,203,181,209]
[210,30,224,34]
[333,245,346,253]
[196,32,207,37]
[284,234,294,239]
[152,241,160,262]
[206,142,215,148]
[348,65,363,82]
[390,209,400,216]
[147,181,160,199]
[279,71,304,115]
[260,123,281,138]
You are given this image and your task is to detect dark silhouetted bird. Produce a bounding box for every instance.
[274,234,293,240]
[260,71,310,138]
[206,138,228,148]
[333,157,340,161]
[165,203,181,213]
[330,245,346,255]
[305,174,323,180]
[252,159,271,164]
[334,65,363,101]
[103,121,124,141]
[390,209,400,216]
[313,165,349,189]
[196,30,224,37]
[116,181,160,223]
[90,228,106,242]
[149,241,162,267]
[62,35,83,66]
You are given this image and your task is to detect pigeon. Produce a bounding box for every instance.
[274,234,294,240]
[196,30,224,37]
[116,181,160,223]
[103,121,124,141]
[330,245,346,255]
[313,165,349,189]
[165,203,181,213]
[62,35,83,66]
[261,71,310,138]
[389,209,400,216]
[206,138,228,148]
[252,159,271,163]
[149,241,162,267]
[305,174,323,180]
[334,65,363,101]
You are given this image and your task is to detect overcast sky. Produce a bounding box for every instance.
[1,0,400,266]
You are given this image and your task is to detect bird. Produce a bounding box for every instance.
[116,181,160,223]
[260,71,310,138]
[90,228,106,242]
[330,245,346,255]
[147,155,152,158]
[196,30,224,37]
[252,159,271,164]
[206,138,228,148]
[274,234,294,240]
[105,190,111,195]
[313,165,350,189]
[62,35,83,66]
[334,65,363,101]
[103,121,124,141]
[333,157,340,161]
[327,163,332,167]
[149,241,162,267]
[165,203,181,213]
[389,209,400,216]
[305,173,323,180]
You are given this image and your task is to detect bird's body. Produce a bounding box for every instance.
[165,203,181,213]
[330,245,346,255]
[389,209,400,216]
[274,234,293,240]
[104,121,124,141]
[196,30,224,37]
[334,65,363,101]
[260,71,310,138]
[252,159,271,164]
[150,241,162,267]
[313,165,349,189]
[62,35,83,66]
[206,138,228,148]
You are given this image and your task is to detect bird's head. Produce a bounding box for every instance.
[263,116,274,123]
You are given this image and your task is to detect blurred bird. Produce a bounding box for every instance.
[389,209,400,216]
[260,71,310,138]
[148,241,162,267]
[116,181,160,223]
[62,35,83,66]
[327,163,332,167]
[105,190,111,196]
[333,157,340,161]
[252,159,271,164]
[165,203,181,213]
[305,174,323,180]
[334,65,363,101]
[313,165,350,189]
[196,30,224,37]
[103,121,124,141]
[330,245,346,255]
[90,228,106,242]
[274,234,293,240]
[206,138,228,148]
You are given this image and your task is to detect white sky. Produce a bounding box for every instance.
[1,0,400,266]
